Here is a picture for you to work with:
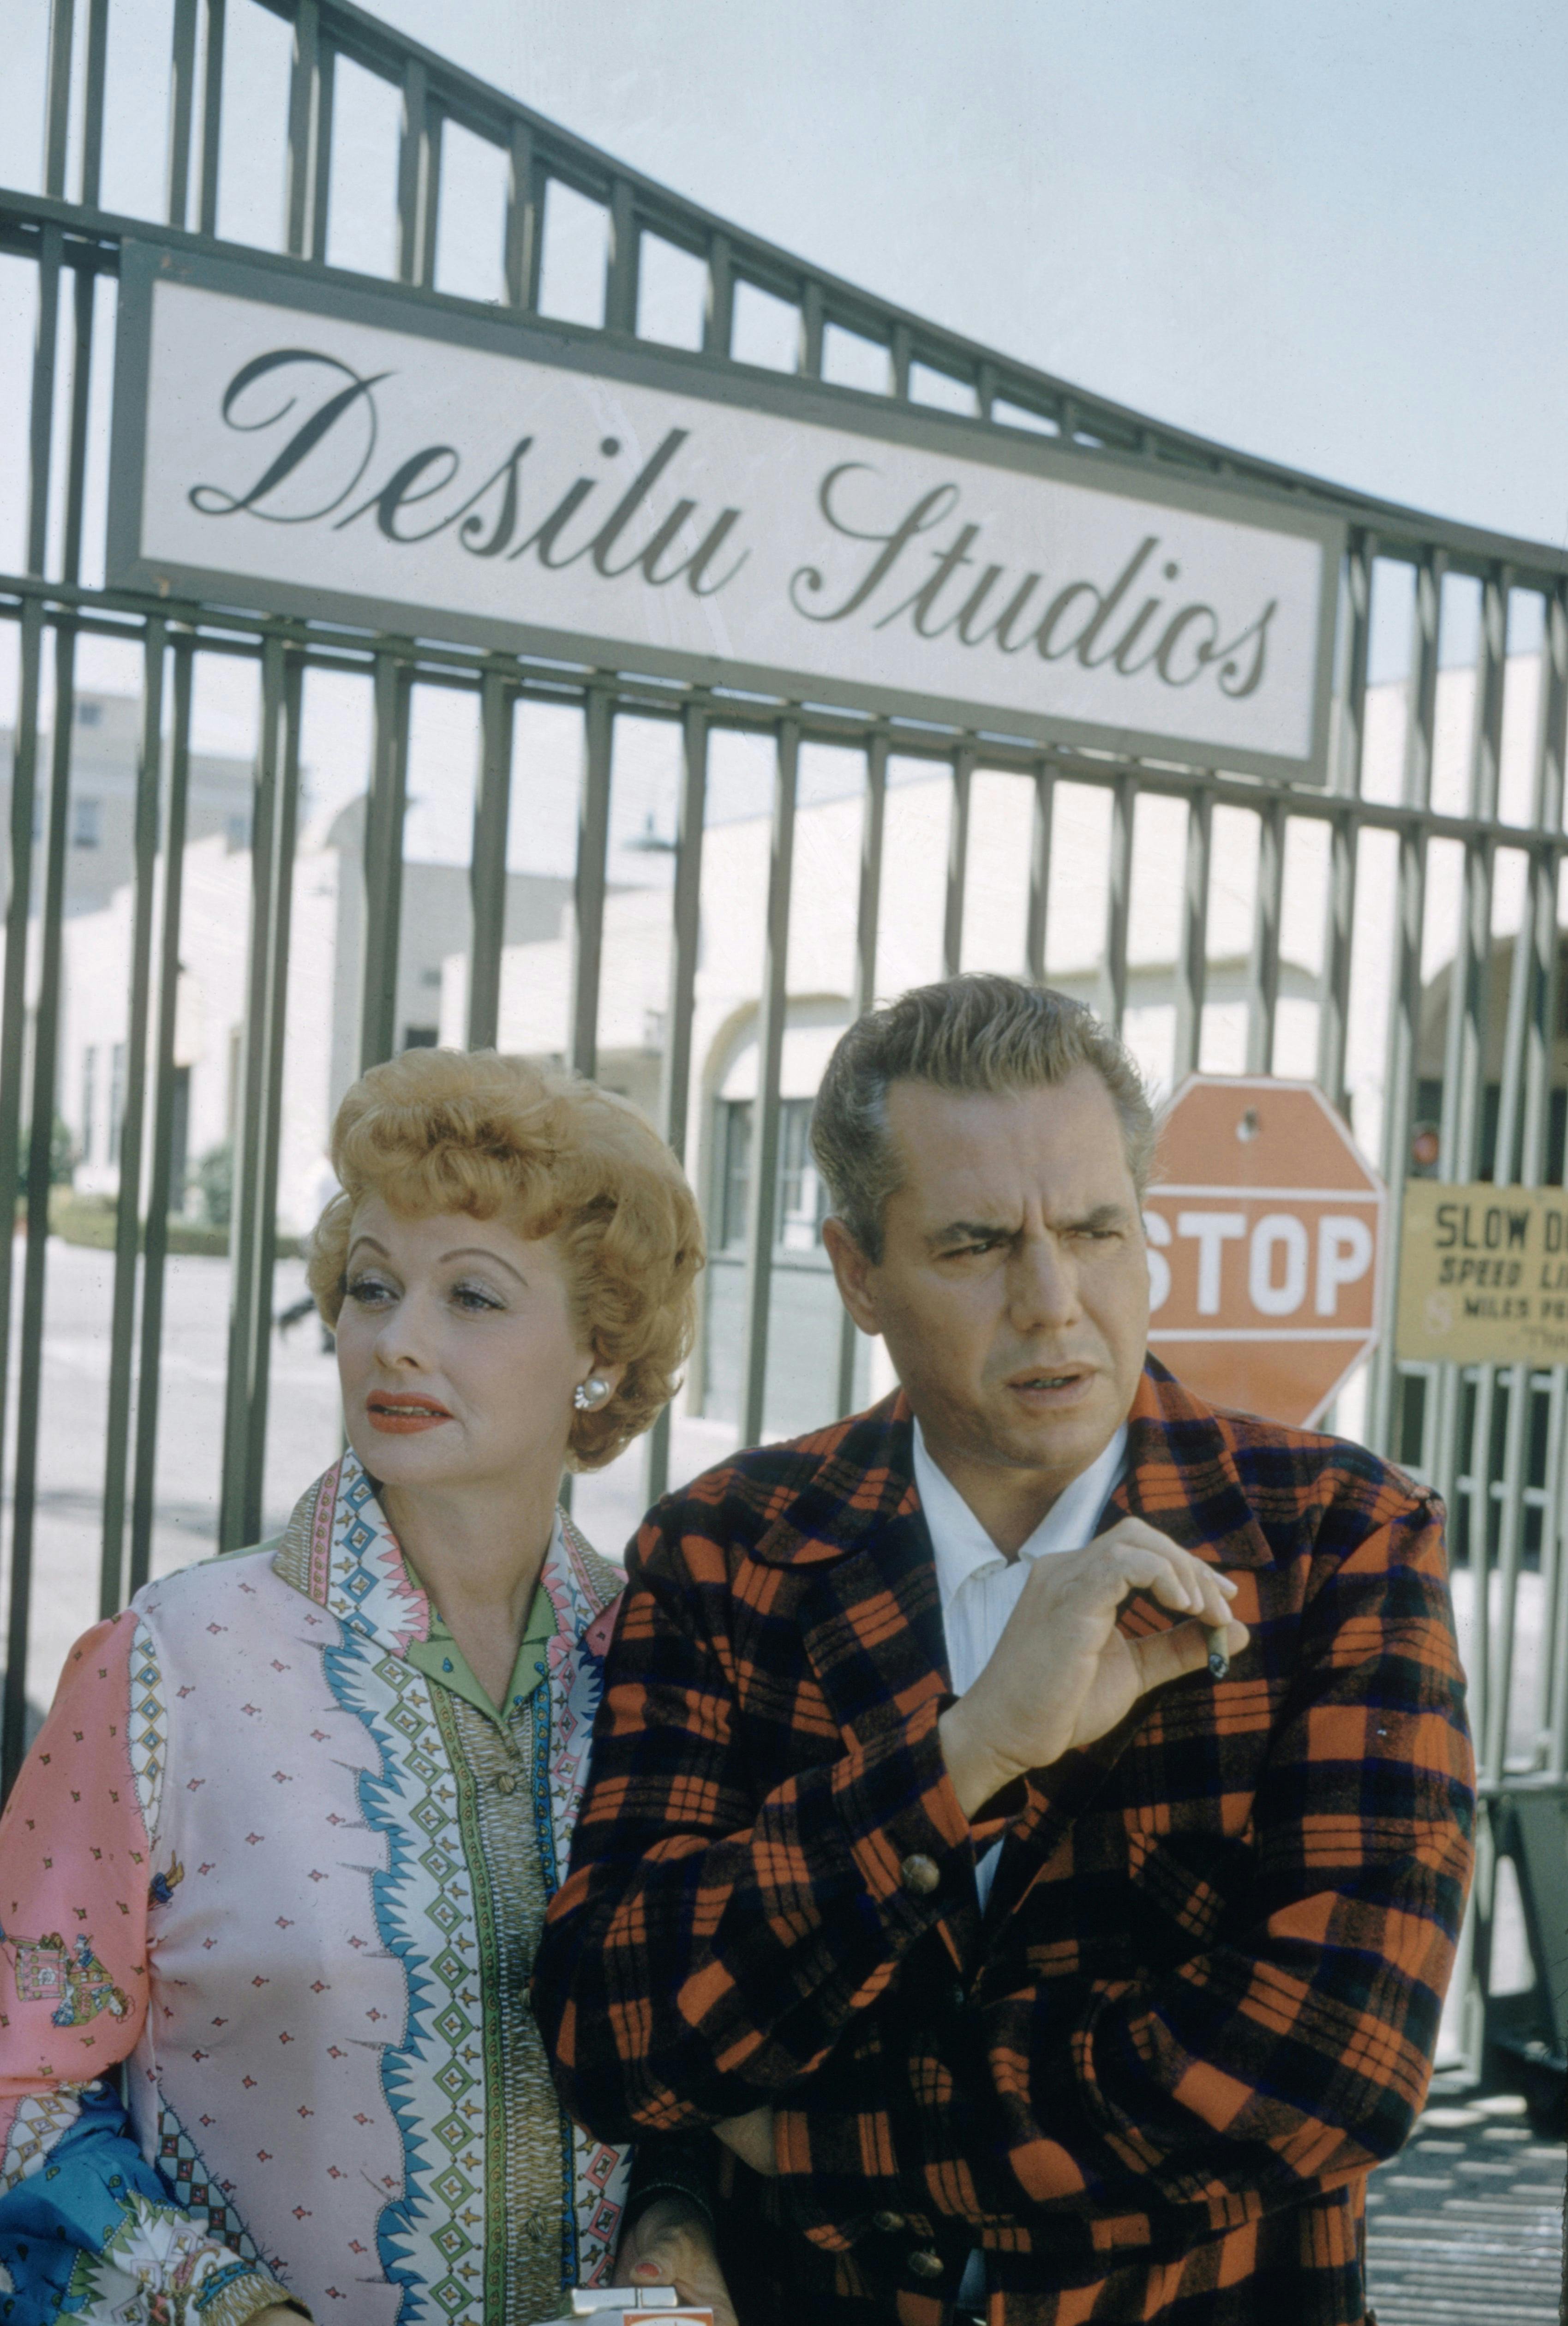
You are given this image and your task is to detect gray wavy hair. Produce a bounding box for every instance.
[809,974,1155,1262]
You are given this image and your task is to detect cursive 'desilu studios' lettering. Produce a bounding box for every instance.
[187,348,1279,702]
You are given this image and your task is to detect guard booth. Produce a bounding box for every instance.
[0,0,1564,2112]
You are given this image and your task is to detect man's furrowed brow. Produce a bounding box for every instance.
[1074,1200,1137,1232]
[926,1215,1017,1248]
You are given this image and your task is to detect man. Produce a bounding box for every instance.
[535,976,1475,2325]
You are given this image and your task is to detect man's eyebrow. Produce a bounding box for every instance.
[1075,1201,1136,1231]
[926,1201,1134,1247]
[927,1217,1018,1248]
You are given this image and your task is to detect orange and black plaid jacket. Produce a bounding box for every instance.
[535,1361,1476,2325]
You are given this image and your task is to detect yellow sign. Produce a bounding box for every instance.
[1396,1181,1568,1365]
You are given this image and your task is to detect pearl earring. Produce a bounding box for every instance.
[574,1377,610,1411]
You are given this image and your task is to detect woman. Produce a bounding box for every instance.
[0,1049,728,2325]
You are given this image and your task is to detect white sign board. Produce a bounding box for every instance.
[110,245,1343,779]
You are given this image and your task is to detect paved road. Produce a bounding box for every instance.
[1366,2092,1564,2324]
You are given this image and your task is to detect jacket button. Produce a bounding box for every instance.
[492,1769,519,1795]
[899,1852,940,1896]
[908,2249,945,2280]
[871,2210,905,2233]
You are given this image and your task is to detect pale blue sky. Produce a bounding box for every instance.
[368,0,1568,554]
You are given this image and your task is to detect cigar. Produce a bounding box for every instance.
[1205,1625,1230,1681]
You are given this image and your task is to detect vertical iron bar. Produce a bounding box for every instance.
[704,232,734,358]
[890,323,911,400]
[466,670,513,1051]
[798,282,824,379]
[309,42,334,263]
[605,177,640,335]
[1520,586,1568,1183]
[1335,535,1374,799]
[1493,854,1536,1193]
[1024,762,1053,985]
[836,733,887,1417]
[1316,535,1369,1106]
[2,622,78,1794]
[0,603,46,1788]
[657,704,709,1169]
[1487,591,1565,1792]
[78,0,109,208]
[129,637,195,1599]
[568,689,612,1080]
[167,0,198,229]
[941,749,972,980]
[1544,1372,1568,1780]
[27,229,62,576]
[1472,569,1509,826]
[1172,789,1212,1081]
[1529,1377,1563,1765]
[853,735,889,1021]
[197,0,225,240]
[1464,1368,1495,1788]
[284,0,323,259]
[1438,568,1507,2076]
[1430,857,1495,1523]
[1486,1366,1529,1781]
[396,58,434,287]
[504,121,542,311]
[1366,550,1443,1453]
[1315,812,1358,1113]
[646,701,709,1503]
[218,641,301,1551]
[1244,800,1285,1074]
[99,620,167,1618]
[59,261,95,587]
[359,654,410,1070]
[1365,822,1429,1457]
[1103,772,1135,1035]
[44,0,75,200]
[976,360,996,422]
[739,719,798,1450]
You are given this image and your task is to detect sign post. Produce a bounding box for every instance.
[1145,1076,1385,1429]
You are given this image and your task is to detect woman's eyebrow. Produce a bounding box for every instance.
[346,1235,389,1265]
[440,1246,528,1286]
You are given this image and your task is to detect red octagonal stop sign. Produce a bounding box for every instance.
[1144,1075,1386,1429]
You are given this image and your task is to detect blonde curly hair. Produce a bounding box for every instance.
[307,1049,704,1471]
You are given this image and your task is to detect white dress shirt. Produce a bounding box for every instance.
[913,1418,1129,2314]
[912,1416,1129,1911]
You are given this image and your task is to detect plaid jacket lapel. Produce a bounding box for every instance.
[753,1395,981,1970]
[1110,1357,1274,1569]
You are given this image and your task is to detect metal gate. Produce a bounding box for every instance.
[2,0,1565,2092]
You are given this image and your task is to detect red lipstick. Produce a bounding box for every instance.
[365,1392,453,1434]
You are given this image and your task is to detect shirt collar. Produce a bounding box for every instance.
[912,1416,1130,1613]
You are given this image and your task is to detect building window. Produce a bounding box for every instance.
[72,796,100,849]
[401,1025,439,1051]
[719,1100,753,1250]
[80,1047,96,1166]
[76,701,102,727]
[777,1103,826,1252]
[226,813,249,849]
[716,1098,826,1255]
[108,1042,126,1164]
